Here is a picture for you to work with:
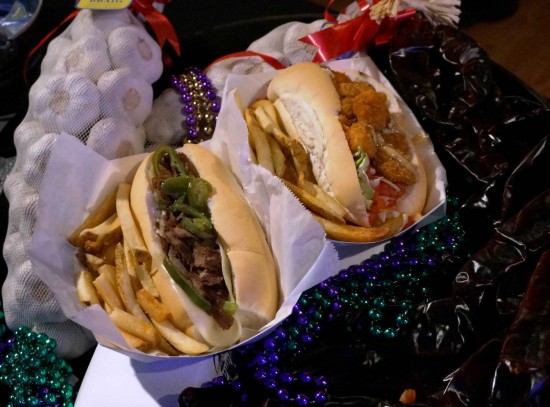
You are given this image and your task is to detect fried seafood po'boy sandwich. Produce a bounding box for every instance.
[244,62,428,242]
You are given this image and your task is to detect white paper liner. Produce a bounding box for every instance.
[29,129,340,362]
[213,55,447,268]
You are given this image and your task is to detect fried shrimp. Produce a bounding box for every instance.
[374,147,417,185]
[345,122,377,158]
[352,89,390,131]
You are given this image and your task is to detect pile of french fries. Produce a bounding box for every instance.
[244,100,404,242]
[69,183,209,356]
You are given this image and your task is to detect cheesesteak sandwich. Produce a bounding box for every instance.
[130,144,279,348]
[71,143,279,355]
[244,62,428,242]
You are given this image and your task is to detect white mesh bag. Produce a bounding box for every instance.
[2,8,171,358]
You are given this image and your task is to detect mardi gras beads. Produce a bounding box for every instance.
[0,301,76,407]
[171,67,221,143]
[197,197,465,405]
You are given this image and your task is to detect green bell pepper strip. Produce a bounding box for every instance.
[152,145,187,177]
[163,257,212,312]
[188,178,213,210]
[161,175,195,196]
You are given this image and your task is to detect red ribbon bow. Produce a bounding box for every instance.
[299,0,415,63]
[131,0,180,56]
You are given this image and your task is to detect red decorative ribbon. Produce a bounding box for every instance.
[131,0,180,56]
[299,0,415,62]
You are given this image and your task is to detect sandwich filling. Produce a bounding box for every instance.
[149,146,236,330]
[329,69,419,227]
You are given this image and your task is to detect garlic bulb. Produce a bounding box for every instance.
[22,133,59,189]
[108,25,163,84]
[13,120,46,153]
[51,34,111,83]
[40,36,73,75]
[143,88,184,145]
[97,68,153,126]
[86,118,145,159]
[29,73,100,136]
[70,8,134,40]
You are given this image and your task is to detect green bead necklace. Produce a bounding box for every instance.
[0,301,76,407]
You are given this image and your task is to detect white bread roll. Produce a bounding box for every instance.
[130,144,278,349]
[267,62,370,226]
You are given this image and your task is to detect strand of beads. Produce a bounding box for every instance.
[0,301,75,407]
[171,67,221,143]
[199,197,465,405]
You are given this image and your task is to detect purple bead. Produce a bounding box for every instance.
[253,355,268,366]
[264,337,276,350]
[315,375,329,387]
[212,376,227,386]
[315,390,328,403]
[277,388,290,401]
[206,90,217,100]
[299,372,312,383]
[185,116,197,126]
[254,369,268,381]
[296,393,309,405]
[265,378,278,389]
[210,101,221,112]
[267,352,279,363]
[279,371,293,383]
[187,128,199,139]
[181,93,193,103]
[183,104,195,115]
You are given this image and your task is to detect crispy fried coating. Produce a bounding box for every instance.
[341,97,354,117]
[331,70,352,87]
[374,148,416,185]
[345,122,377,158]
[338,81,374,98]
[352,89,390,131]
[380,129,410,157]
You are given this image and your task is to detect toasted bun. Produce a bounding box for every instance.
[267,62,370,226]
[267,62,428,227]
[130,144,278,348]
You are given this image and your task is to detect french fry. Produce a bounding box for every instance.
[267,136,286,177]
[93,270,125,311]
[119,330,155,353]
[114,243,148,321]
[125,239,159,298]
[68,190,118,248]
[158,338,180,356]
[84,253,107,273]
[109,308,160,346]
[244,108,275,174]
[76,268,100,305]
[313,214,391,242]
[150,318,209,355]
[116,183,151,266]
[283,180,347,224]
[136,288,170,322]
[79,212,122,247]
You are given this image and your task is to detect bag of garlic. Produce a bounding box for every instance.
[2,7,178,358]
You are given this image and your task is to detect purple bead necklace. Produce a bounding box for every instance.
[192,197,465,406]
[171,67,221,143]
